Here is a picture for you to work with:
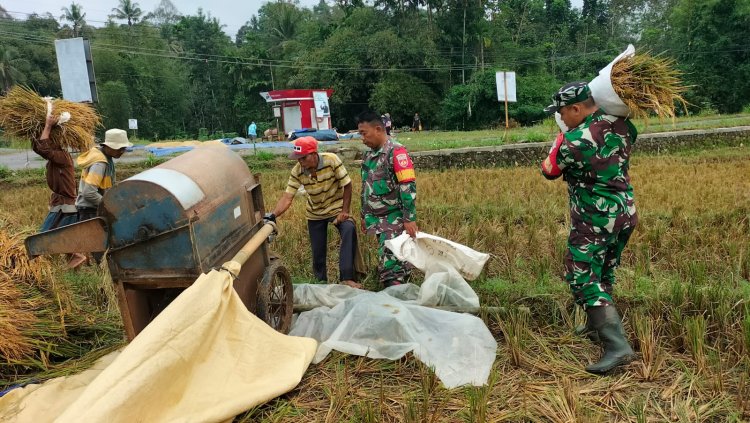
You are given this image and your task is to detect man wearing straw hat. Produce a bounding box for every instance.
[32,114,87,268]
[540,81,638,375]
[75,128,132,224]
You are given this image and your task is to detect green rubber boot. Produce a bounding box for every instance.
[575,282,613,342]
[574,320,600,343]
[584,306,635,374]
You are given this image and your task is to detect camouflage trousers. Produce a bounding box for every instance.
[564,226,635,309]
[377,231,411,287]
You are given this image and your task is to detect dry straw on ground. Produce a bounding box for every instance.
[611,52,690,121]
[0,218,122,385]
[0,224,59,362]
[0,86,101,151]
[1,146,748,419]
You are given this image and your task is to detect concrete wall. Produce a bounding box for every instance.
[410,126,750,170]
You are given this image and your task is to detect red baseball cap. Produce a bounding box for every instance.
[288,136,318,159]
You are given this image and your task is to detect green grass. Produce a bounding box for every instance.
[389,113,750,152]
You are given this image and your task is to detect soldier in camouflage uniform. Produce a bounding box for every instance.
[541,82,637,375]
[357,111,418,287]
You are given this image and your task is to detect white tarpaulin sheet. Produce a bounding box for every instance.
[290,232,496,388]
[0,261,318,423]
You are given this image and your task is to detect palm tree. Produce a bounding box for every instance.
[60,3,87,37]
[111,0,143,27]
[266,3,303,53]
[0,46,27,94]
[0,5,12,20]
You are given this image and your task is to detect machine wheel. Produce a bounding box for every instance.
[256,259,293,333]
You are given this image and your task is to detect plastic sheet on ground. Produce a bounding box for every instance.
[290,232,496,388]
[134,140,340,157]
[289,129,339,141]
[0,261,318,423]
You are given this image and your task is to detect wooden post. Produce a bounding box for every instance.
[504,71,509,130]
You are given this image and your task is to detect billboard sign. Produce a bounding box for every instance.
[495,71,517,102]
[312,91,330,117]
[55,38,97,103]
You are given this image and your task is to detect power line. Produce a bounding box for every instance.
[0,27,623,72]
[1,15,747,74]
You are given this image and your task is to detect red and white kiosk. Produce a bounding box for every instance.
[260,89,334,136]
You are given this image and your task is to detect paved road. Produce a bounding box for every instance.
[0,141,361,170]
[0,148,150,170]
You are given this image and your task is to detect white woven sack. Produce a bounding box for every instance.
[589,44,635,117]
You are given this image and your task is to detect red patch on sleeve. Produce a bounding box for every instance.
[393,147,415,183]
[541,133,564,177]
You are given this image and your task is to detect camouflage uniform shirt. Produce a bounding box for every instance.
[361,139,417,235]
[555,109,638,233]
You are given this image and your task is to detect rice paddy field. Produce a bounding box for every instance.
[1,140,749,421]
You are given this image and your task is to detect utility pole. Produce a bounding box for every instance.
[462,0,467,84]
[270,64,275,90]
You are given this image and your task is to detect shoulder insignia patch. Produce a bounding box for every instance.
[393,147,415,183]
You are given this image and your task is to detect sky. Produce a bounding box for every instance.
[1,0,585,39]
[0,0,320,39]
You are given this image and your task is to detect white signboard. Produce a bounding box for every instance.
[259,92,273,102]
[495,71,517,102]
[128,119,138,130]
[55,38,97,103]
[312,91,330,117]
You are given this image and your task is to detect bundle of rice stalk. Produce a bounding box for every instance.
[0,224,57,292]
[0,272,38,361]
[610,52,690,121]
[0,223,123,384]
[0,86,101,151]
[0,226,65,369]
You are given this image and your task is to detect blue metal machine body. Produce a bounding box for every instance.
[24,146,289,340]
[99,146,269,339]
[102,147,264,277]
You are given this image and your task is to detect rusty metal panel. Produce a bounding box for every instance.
[192,194,252,272]
[25,217,108,257]
[102,182,190,250]
[109,227,196,274]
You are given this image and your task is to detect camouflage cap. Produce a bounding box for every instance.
[544,81,591,113]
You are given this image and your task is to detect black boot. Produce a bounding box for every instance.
[584,306,635,374]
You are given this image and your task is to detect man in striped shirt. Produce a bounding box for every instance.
[265,137,361,289]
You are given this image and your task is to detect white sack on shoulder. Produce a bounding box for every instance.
[589,44,635,117]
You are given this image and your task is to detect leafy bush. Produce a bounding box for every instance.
[439,70,561,130]
[369,73,440,131]
[198,128,209,141]
[0,165,11,180]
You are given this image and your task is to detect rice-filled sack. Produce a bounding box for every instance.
[589,44,689,120]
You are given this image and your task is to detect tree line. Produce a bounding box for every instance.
[0,0,748,139]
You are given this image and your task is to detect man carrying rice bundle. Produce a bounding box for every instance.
[32,113,88,268]
[540,82,638,375]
